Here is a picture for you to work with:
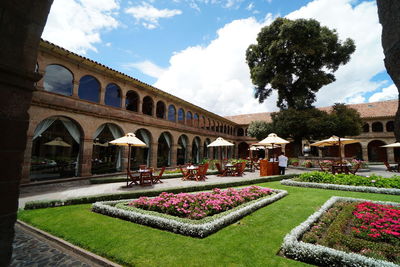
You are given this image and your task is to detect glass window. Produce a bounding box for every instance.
[78,75,100,102]
[168,105,176,122]
[44,64,73,96]
[187,111,193,126]
[371,122,383,132]
[386,121,394,132]
[156,101,166,119]
[126,91,139,112]
[142,96,153,116]
[178,108,185,124]
[194,113,199,127]
[105,83,121,108]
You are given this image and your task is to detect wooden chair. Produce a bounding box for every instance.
[152,167,165,184]
[349,162,361,175]
[179,166,190,180]
[384,161,396,172]
[140,169,153,186]
[195,163,209,181]
[235,162,246,176]
[127,170,140,187]
[139,164,147,170]
[215,163,227,177]
[318,161,330,172]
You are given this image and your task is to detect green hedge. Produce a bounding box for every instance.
[24,174,297,210]
[296,171,400,188]
[90,170,220,184]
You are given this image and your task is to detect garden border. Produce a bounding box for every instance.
[92,188,288,238]
[281,196,400,267]
[280,179,400,195]
[24,174,296,210]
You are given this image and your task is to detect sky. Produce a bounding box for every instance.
[42,0,397,116]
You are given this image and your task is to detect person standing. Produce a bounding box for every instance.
[278,152,288,175]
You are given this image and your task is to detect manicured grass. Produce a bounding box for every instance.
[18,182,400,267]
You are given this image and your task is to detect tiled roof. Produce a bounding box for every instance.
[224,99,398,125]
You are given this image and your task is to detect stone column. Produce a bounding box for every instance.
[72,80,79,98]
[99,86,105,105]
[121,93,126,110]
[387,148,395,163]
[199,145,204,162]
[0,1,53,265]
[186,145,192,164]
[21,135,34,184]
[170,144,178,167]
[362,145,368,162]
[121,146,129,171]
[80,139,93,177]
[138,99,143,114]
[235,145,239,159]
[150,142,158,168]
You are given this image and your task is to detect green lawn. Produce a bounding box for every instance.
[18,182,400,267]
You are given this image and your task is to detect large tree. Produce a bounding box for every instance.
[247,120,273,140]
[246,18,355,110]
[270,104,362,156]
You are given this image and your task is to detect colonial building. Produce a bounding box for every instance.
[22,40,398,184]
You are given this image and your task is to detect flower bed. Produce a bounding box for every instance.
[92,186,287,237]
[281,196,400,267]
[280,171,400,195]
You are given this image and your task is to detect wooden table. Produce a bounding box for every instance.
[224,164,236,176]
[138,169,153,186]
[331,165,350,174]
[184,166,198,180]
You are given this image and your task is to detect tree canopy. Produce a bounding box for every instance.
[246,18,356,110]
[247,120,273,140]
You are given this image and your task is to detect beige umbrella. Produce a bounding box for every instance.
[311,135,359,166]
[110,133,147,187]
[44,137,71,147]
[207,137,234,164]
[257,133,289,160]
[381,142,400,148]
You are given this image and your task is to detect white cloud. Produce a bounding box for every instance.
[286,0,388,107]
[153,16,277,116]
[42,0,119,54]
[123,60,167,79]
[369,84,398,102]
[246,2,254,11]
[125,2,182,29]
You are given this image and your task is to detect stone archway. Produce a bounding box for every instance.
[344,142,363,160]
[368,140,387,162]
[238,142,249,159]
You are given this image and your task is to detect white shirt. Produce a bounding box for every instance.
[278,155,288,167]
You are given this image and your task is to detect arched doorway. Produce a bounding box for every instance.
[284,143,295,158]
[192,137,200,164]
[157,132,172,167]
[30,116,82,181]
[238,142,249,159]
[368,140,387,162]
[203,138,211,159]
[132,129,152,169]
[177,135,188,165]
[344,143,363,160]
[92,123,123,174]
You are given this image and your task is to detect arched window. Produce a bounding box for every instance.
[142,96,153,116]
[92,123,123,174]
[78,75,100,102]
[362,123,369,133]
[132,129,152,169]
[126,91,139,112]
[372,122,383,132]
[178,108,185,124]
[386,121,394,132]
[158,132,172,167]
[168,105,176,122]
[177,135,188,165]
[237,128,244,136]
[201,116,206,129]
[186,111,193,126]
[156,101,166,119]
[194,113,199,127]
[105,83,121,108]
[44,64,73,96]
[192,137,200,164]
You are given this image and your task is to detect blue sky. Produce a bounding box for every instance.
[42,0,397,116]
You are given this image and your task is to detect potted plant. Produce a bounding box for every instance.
[290,158,299,166]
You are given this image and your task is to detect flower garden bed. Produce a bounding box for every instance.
[281,196,400,267]
[281,171,400,195]
[92,186,287,237]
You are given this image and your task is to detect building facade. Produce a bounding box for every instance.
[22,40,398,184]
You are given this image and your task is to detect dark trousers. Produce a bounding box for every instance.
[279,166,286,175]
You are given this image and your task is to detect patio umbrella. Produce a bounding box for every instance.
[44,137,71,147]
[256,133,289,160]
[110,133,147,187]
[207,137,234,165]
[310,135,359,165]
[381,142,400,148]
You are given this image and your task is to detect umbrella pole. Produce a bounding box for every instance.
[127,144,131,187]
[339,137,342,172]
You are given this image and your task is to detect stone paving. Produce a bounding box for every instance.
[11,225,92,267]
[13,165,394,266]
